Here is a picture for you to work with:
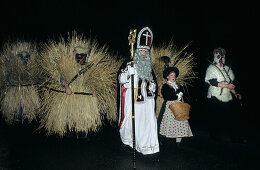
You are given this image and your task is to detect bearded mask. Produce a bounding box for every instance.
[213,48,226,67]
[17,51,31,68]
[133,49,152,81]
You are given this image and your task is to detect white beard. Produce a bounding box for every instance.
[133,49,152,81]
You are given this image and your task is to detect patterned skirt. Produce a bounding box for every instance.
[159,100,193,138]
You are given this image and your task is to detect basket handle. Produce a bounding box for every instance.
[181,96,184,102]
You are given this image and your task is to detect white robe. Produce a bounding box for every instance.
[118,63,159,155]
[205,64,235,102]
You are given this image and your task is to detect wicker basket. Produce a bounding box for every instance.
[169,97,190,121]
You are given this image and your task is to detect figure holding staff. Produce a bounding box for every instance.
[118,27,159,161]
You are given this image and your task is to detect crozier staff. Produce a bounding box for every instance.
[118,27,159,160]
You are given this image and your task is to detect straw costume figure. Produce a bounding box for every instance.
[0,41,41,124]
[0,55,4,96]
[38,32,122,137]
[0,52,5,109]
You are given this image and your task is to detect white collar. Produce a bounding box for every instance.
[167,81,178,90]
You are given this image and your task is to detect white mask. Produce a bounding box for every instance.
[213,48,226,67]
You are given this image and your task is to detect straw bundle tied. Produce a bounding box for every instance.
[151,41,197,117]
[0,40,41,124]
[38,31,122,137]
[83,53,122,122]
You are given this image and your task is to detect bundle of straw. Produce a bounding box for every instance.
[0,40,41,124]
[0,54,4,94]
[151,41,197,117]
[1,86,40,124]
[83,53,122,122]
[38,31,122,137]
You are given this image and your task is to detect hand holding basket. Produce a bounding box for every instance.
[169,96,190,121]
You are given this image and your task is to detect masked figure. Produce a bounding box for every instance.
[205,47,242,141]
[0,41,41,124]
[38,32,122,137]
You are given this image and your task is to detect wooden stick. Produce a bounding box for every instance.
[128,29,137,169]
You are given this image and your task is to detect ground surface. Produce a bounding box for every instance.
[0,118,259,170]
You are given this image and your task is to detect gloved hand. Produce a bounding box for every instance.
[127,65,135,76]
[176,92,183,101]
[149,81,156,92]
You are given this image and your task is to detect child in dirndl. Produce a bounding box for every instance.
[158,66,193,146]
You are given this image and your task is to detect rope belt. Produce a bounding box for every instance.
[7,84,93,96]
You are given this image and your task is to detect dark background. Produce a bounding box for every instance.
[0,0,258,133]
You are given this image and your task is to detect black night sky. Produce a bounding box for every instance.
[0,0,258,128]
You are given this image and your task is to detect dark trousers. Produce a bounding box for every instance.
[207,97,243,139]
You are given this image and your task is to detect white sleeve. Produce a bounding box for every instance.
[149,81,156,93]
[119,71,130,84]
[205,65,216,84]
[229,68,235,82]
